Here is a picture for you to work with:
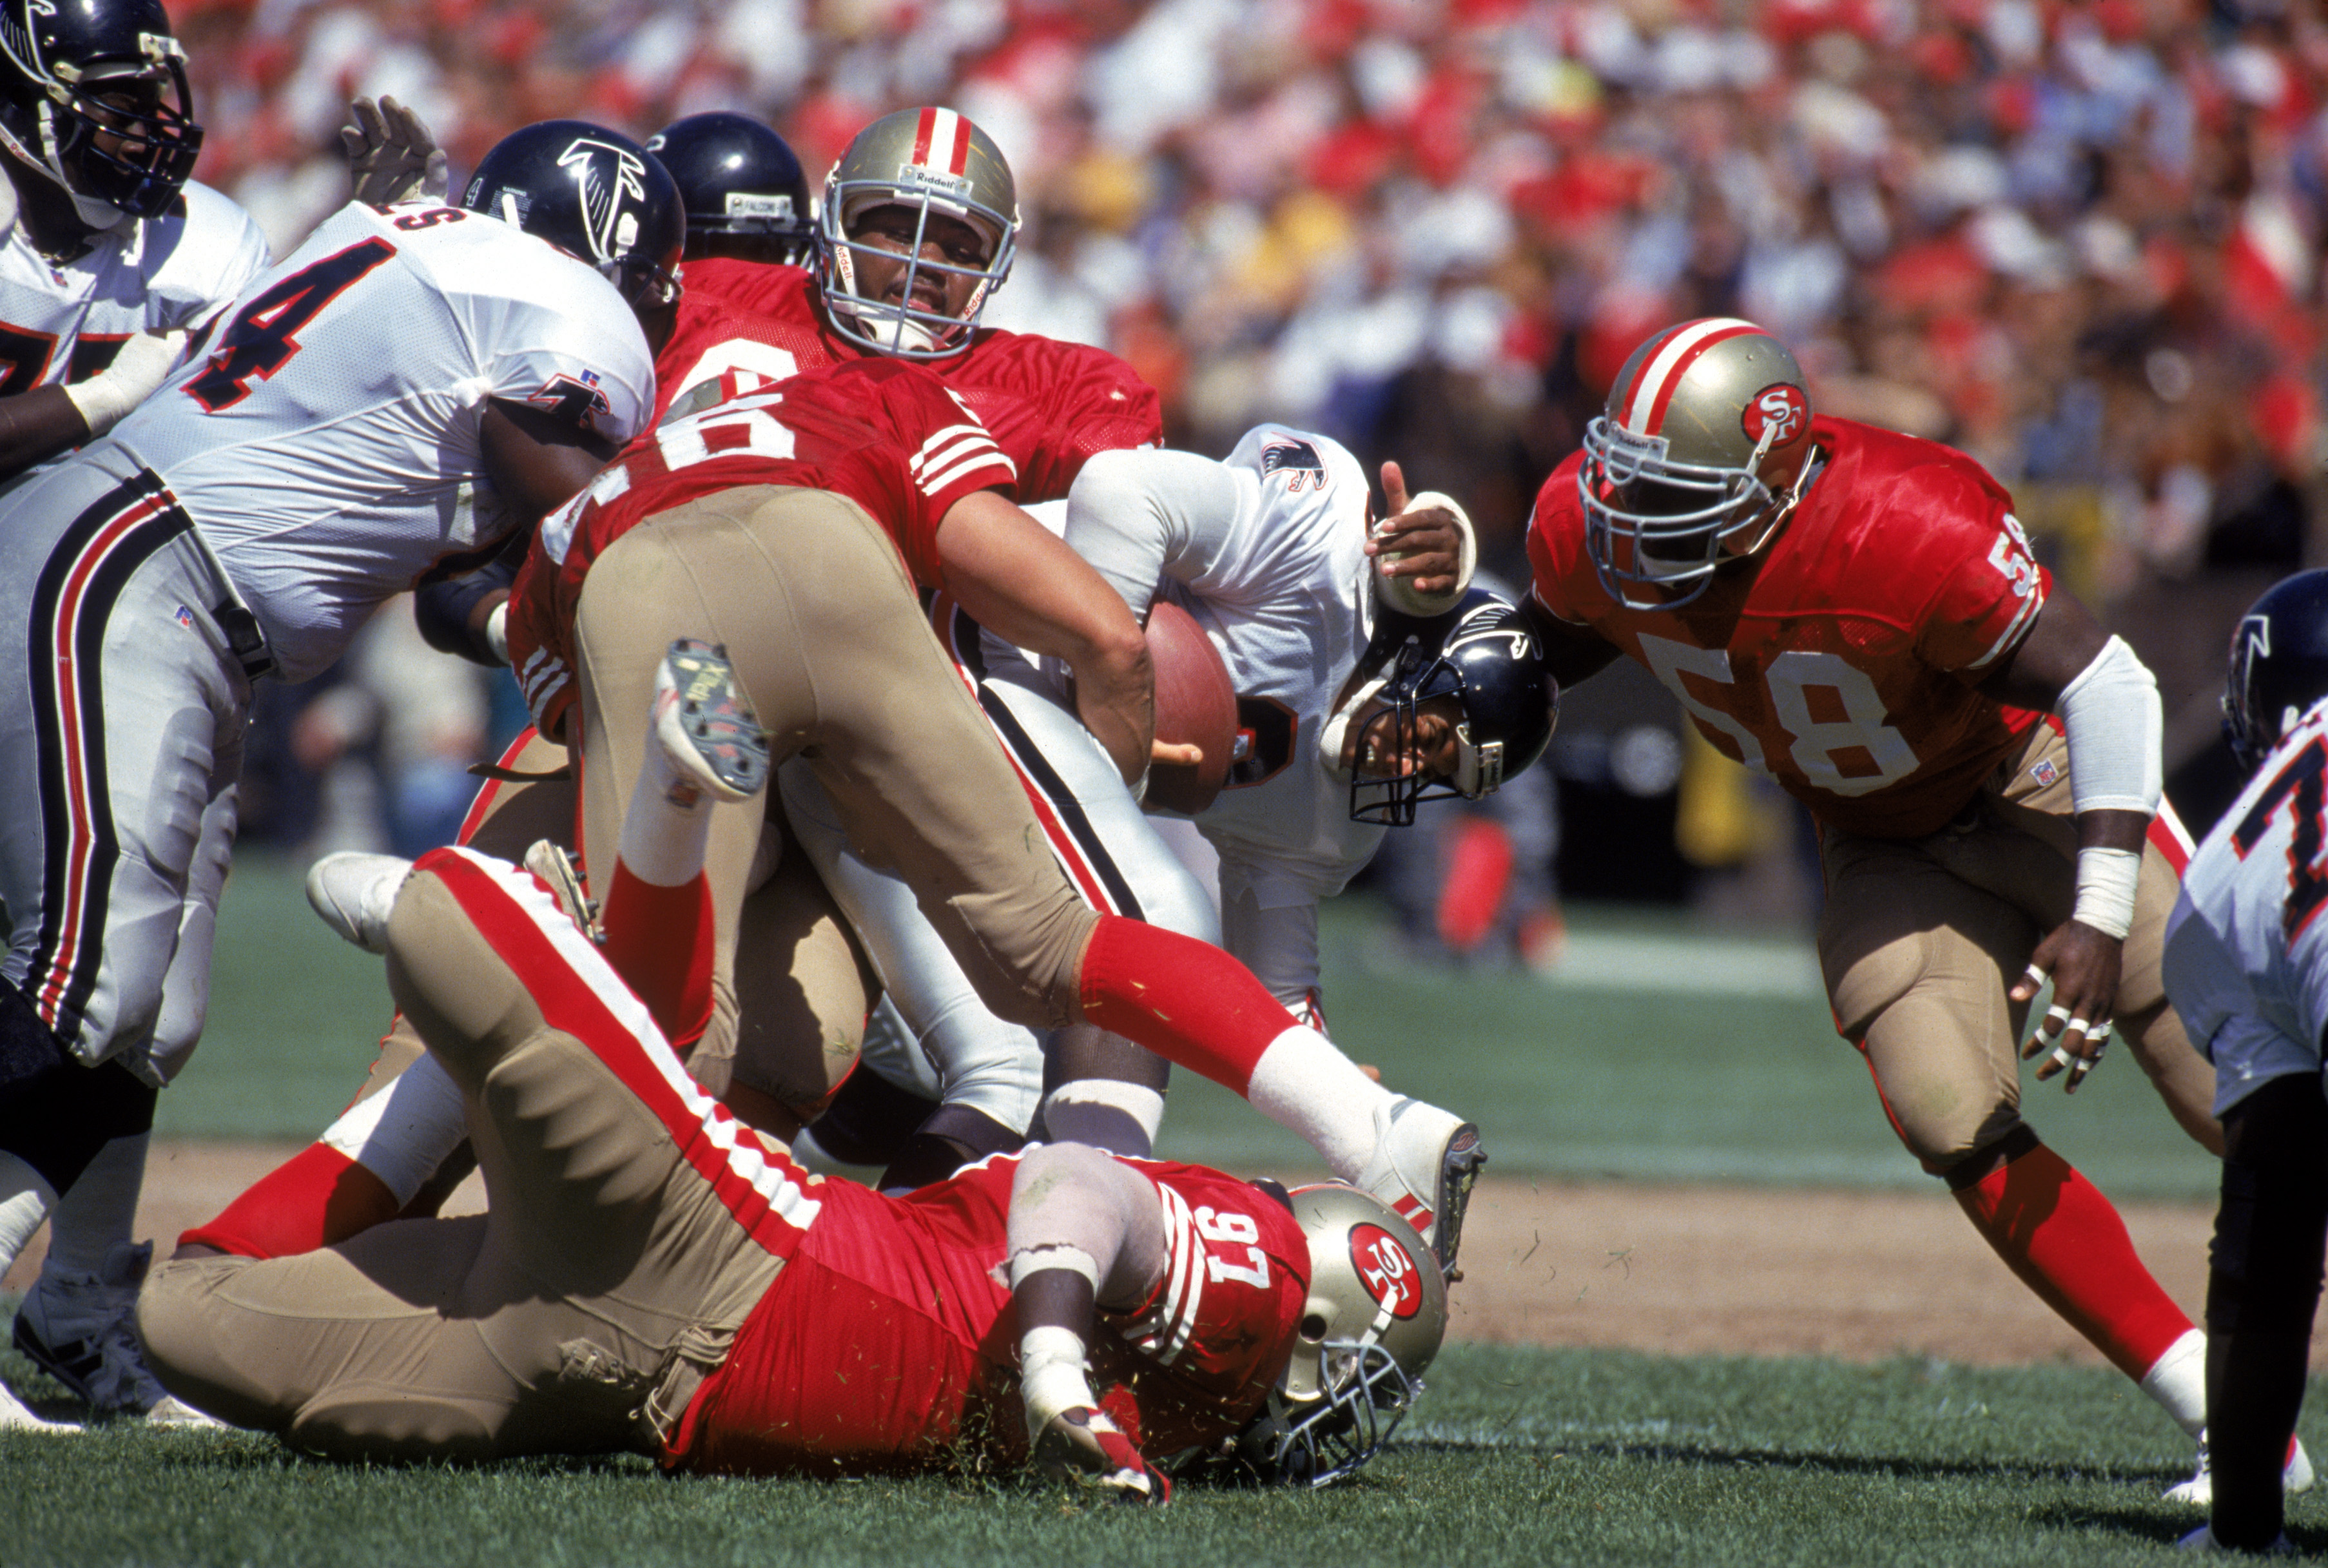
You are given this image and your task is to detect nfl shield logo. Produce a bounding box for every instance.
[2032,757,2059,788]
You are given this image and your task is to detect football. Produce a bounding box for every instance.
[1144,599,1236,815]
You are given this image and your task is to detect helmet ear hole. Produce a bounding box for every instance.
[1299,1312,1330,1342]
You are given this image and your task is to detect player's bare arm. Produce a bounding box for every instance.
[429,398,621,666]
[1979,590,2160,1091]
[1007,1142,1174,1503]
[936,487,1158,787]
[1521,589,1624,690]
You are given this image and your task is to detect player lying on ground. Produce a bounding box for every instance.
[2162,569,2328,1553]
[142,644,1448,1495]
[782,427,1551,1241]
[197,357,1493,1297]
[1522,316,2308,1504]
[0,114,681,1428]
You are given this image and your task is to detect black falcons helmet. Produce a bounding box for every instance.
[461,121,683,311]
[646,111,813,266]
[2224,569,2328,772]
[0,0,202,227]
[1348,588,1558,827]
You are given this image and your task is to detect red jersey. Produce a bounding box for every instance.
[666,1152,1309,1478]
[507,356,1016,739]
[651,259,1160,500]
[1528,417,2049,839]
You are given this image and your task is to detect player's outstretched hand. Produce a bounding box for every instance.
[344,96,449,207]
[2012,919,2122,1093]
[1367,460,1465,601]
[1033,1408,1171,1505]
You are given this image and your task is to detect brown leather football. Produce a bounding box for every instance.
[1144,599,1236,815]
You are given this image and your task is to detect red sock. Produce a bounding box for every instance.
[1955,1140,2195,1379]
[1437,817,1515,953]
[599,862,715,1050]
[1078,913,1296,1095]
[177,1143,399,1259]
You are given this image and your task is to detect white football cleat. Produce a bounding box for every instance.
[522,838,600,942]
[304,851,412,954]
[1353,1095,1485,1278]
[11,1239,170,1417]
[0,1380,80,1434]
[2163,1431,2315,1507]
[144,1394,226,1428]
[654,639,768,802]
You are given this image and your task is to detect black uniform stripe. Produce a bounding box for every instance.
[22,469,191,1040]
[946,603,1146,922]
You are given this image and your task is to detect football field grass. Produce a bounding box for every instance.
[8,853,2309,1565]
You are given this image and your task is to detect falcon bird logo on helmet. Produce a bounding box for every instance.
[2223,570,2328,772]
[1580,317,1816,611]
[0,0,202,229]
[1336,588,1558,827]
[816,105,1020,360]
[460,120,684,313]
[1220,1185,1447,1488]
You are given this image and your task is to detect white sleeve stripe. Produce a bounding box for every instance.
[1968,580,2046,670]
[908,423,994,466]
[918,450,1016,497]
[911,431,1010,479]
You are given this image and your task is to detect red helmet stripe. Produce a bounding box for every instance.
[1622,317,1761,436]
[911,106,937,165]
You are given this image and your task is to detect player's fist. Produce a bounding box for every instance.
[1033,1408,1170,1505]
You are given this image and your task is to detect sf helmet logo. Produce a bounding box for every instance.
[1741,383,1809,449]
[557,137,648,264]
[1348,1223,1422,1321]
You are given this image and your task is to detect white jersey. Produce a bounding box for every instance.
[2162,697,2328,1114]
[1065,425,1384,907]
[102,200,655,683]
[0,179,266,391]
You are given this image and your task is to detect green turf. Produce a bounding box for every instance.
[5,1335,2321,1567]
[168,854,2223,1201]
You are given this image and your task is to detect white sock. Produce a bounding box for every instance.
[43,1131,147,1273]
[1243,1026,1393,1179]
[2140,1327,2209,1438]
[0,1151,58,1277]
[321,1054,468,1205]
[621,719,715,887]
[1041,1080,1166,1158]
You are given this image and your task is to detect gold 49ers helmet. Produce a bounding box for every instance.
[815,105,1019,359]
[1579,317,1816,610]
[1225,1184,1448,1487]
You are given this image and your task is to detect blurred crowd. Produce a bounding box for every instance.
[186,0,2328,912]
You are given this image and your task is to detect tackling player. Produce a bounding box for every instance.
[2162,570,2328,1551]
[0,117,679,1427]
[1521,316,2296,1502]
[786,429,1551,1270]
[142,643,1448,1494]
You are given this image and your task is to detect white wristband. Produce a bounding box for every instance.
[485,601,510,666]
[2072,845,2142,940]
[64,329,186,437]
[1018,1324,1096,1432]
